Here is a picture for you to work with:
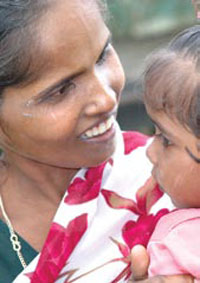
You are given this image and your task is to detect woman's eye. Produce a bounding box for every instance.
[58,81,75,95]
[96,44,111,66]
[37,81,75,104]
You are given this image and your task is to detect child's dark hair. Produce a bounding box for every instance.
[144,25,200,138]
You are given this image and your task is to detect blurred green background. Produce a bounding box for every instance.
[107,0,196,135]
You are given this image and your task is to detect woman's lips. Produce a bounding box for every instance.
[81,116,115,140]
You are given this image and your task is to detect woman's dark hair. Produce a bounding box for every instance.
[144,25,200,137]
[0,0,107,98]
[0,0,50,96]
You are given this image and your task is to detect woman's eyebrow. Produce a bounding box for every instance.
[36,74,77,100]
[35,34,112,101]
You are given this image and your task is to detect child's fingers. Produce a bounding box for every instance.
[130,245,150,280]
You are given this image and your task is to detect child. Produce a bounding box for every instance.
[144,25,200,282]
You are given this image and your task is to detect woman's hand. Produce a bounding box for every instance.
[128,245,194,283]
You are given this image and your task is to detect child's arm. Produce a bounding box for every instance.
[129,245,194,283]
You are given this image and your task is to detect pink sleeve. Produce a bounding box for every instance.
[148,216,200,279]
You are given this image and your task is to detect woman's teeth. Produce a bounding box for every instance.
[83,116,114,139]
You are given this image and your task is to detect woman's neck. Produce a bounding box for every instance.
[1,151,79,205]
[0,152,79,252]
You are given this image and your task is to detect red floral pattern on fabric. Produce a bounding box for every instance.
[65,163,106,205]
[101,189,141,215]
[27,214,88,283]
[21,131,170,283]
[101,177,163,216]
[101,172,169,282]
[123,131,149,155]
[107,209,169,282]
[110,264,131,283]
[107,210,169,282]
[122,209,169,249]
[136,178,164,214]
[110,237,130,259]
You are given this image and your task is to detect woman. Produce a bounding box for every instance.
[0,0,190,282]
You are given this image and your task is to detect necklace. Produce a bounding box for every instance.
[0,195,27,269]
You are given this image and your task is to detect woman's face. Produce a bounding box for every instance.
[146,107,200,208]
[0,0,125,168]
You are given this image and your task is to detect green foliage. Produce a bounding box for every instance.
[107,0,195,38]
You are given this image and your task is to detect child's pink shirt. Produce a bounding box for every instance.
[147,208,200,282]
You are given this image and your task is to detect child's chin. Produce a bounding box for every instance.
[157,184,165,193]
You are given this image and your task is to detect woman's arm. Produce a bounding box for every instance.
[129,275,193,283]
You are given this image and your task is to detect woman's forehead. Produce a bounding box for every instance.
[24,0,108,81]
[38,0,103,50]
[8,0,109,94]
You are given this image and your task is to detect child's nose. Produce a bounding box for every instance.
[146,139,157,165]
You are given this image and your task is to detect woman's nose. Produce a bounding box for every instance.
[146,138,157,165]
[84,74,117,116]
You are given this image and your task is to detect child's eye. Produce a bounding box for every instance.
[161,135,172,147]
[154,126,172,148]
[155,133,172,148]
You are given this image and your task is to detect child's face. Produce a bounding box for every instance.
[146,107,200,208]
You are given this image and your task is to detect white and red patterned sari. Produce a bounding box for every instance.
[14,127,173,283]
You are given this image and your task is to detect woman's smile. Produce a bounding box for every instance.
[80,115,115,140]
[0,0,125,169]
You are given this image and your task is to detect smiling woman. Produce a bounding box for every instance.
[0,1,174,283]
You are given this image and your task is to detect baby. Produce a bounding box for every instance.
[143,25,200,282]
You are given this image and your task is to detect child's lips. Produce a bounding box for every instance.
[151,169,165,193]
[151,168,157,181]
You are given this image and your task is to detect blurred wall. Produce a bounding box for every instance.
[108,0,195,39]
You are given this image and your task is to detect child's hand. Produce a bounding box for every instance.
[129,245,149,281]
[129,245,194,282]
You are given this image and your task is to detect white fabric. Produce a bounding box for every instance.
[14,126,173,283]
